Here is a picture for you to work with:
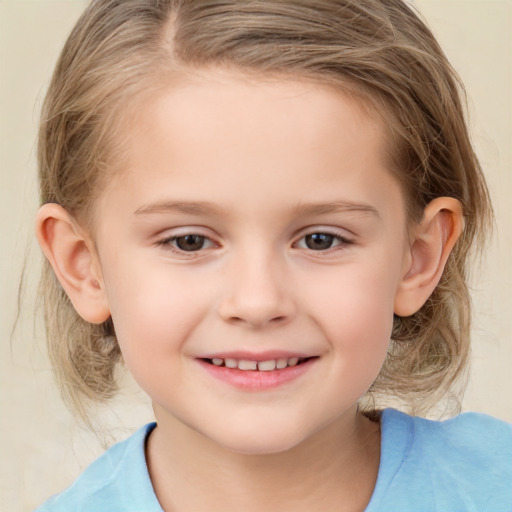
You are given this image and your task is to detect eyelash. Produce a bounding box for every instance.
[293,231,354,253]
[156,233,217,255]
[155,229,354,256]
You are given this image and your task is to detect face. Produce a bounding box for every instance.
[92,70,411,454]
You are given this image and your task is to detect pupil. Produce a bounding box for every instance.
[305,233,334,250]
[176,235,204,251]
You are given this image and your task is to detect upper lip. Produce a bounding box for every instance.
[196,350,316,361]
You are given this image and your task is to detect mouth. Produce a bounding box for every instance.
[201,356,314,371]
[197,355,318,390]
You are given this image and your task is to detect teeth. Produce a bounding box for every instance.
[238,359,257,370]
[209,357,305,371]
[258,360,276,371]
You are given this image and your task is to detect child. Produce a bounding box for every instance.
[34,0,511,510]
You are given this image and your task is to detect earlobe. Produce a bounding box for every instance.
[394,197,464,317]
[35,203,111,324]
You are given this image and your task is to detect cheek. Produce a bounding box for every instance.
[307,260,397,326]
[101,259,211,366]
[303,262,398,370]
[322,282,394,401]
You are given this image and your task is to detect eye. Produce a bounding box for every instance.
[304,233,336,250]
[295,231,352,251]
[174,234,209,251]
[159,234,215,253]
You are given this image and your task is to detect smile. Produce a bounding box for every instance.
[205,356,307,371]
[198,355,317,390]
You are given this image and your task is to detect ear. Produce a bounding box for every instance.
[35,203,111,324]
[394,197,464,317]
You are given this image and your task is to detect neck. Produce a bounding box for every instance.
[146,407,380,512]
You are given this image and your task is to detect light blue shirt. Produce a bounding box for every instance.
[36,409,512,511]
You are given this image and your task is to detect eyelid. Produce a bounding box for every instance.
[292,227,355,252]
[294,225,355,240]
[155,227,221,257]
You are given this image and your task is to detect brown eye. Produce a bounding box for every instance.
[304,233,336,250]
[174,235,207,252]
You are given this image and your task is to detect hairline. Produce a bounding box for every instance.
[83,63,418,239]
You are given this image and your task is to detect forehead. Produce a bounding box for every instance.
[125,70,387,166]
[98,69,404,224]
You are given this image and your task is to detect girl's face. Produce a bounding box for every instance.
[93,70,411,454]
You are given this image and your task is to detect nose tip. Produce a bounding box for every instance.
[218,291,293,329]
[217,261,295,329]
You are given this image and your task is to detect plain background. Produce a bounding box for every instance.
[1,1,511,510]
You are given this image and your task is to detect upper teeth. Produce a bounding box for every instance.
[210,357,301,371]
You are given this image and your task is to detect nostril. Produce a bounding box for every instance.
[217,284,296,327]
[228,314,289,327]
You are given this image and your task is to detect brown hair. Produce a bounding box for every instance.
[38,0,492,420]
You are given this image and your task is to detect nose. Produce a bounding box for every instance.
[217,250,296,329]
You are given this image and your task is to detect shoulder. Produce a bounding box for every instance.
[367,409,512,512]
[402,409,511,470]
[34,423,162,512]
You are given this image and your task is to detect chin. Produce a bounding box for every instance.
[206,422,311,456]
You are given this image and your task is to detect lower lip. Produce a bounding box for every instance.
[197,358,317,391]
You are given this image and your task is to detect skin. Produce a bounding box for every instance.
[36,69,463,512]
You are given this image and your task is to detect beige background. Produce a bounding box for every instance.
[1,1,511,510]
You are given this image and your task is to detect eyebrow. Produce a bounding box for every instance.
[134,201,228,217]
[290,201,381,219]
[134,200,380,219]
